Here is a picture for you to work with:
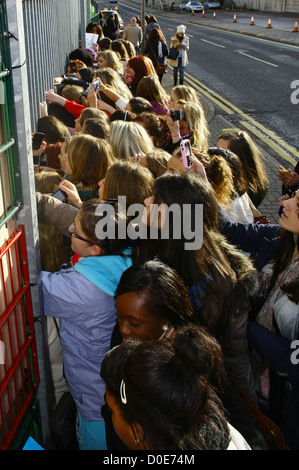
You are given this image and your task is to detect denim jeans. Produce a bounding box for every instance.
[173,57,185,85]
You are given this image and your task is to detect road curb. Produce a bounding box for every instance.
[116,1,299,48]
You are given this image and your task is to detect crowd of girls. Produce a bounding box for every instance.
[33,14,298,452]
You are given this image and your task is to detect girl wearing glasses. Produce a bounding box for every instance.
[40,199,132,450]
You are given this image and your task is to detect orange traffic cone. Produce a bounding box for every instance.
[250,14,255,25]
[267,17,272,28]
[293,18,298,32]
[202,8,205,18]
[213,11,216,19]
[233,12,237,23]
[192,9,195,15]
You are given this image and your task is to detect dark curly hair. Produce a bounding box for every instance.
[101,324,229,450]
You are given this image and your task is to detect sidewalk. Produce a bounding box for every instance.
[120,0,296,222]
[119,0,299,47]
[164,11,299,48]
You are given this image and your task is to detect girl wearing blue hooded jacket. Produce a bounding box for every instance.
[40,199,133,450]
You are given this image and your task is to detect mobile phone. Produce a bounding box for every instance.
[32,132,45,150]
[51,188,67,202]
[180,139,193,170]
[93,80,100,92]
[279,167,288,174]
[170,109,183,121]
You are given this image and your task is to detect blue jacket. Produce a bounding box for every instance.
[220,210,281,271]
[40,250,132,421]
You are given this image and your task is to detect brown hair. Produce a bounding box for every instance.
[133,112,169,148]
[81,118,110,139]
[34,171,62,194]
[78,199,130,255]
[61,84,85,104]
[37,115,70,143]
[110,40,130,60]
[67,134,115,188]
[78,107,108,126]
[127,56,156,84]
[218,129,268,201]
[141,149,171,179]
[67,59,87,74]
[136,76,169,109]
[102,160,154,207]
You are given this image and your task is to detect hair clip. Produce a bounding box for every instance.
[120,379,127,404]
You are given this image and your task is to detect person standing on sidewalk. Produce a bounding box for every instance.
[123,17,143,55]
[143,28,169,84]
[168,25,189,86]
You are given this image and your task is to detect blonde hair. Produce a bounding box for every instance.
[94,68,133,101]
[98,50,123,73]
[172,85,200,104]
[178,99,209,152]
[67,134,115,187]
[109,121,154,160]
[61,84,85,104]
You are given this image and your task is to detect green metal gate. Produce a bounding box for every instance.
[0,0,40,450]
[0,0,23,227]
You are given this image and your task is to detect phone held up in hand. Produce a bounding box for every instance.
[52,188,68,202]
[32,132,45,150]
[180,139,193,170]
[170,109,183,121]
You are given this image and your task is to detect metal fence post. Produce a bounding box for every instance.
[5,0,51,447]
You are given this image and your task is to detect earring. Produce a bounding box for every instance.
[162,325,169,332]
[131,424,141,450]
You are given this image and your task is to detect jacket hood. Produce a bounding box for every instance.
[220,235,259,296]
[74,248,132,296]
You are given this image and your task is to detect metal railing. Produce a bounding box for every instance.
[22,0,84,129]
[0,226,39,450]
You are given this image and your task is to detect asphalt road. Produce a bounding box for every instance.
[101,1,299,155]
[163,22,299,151]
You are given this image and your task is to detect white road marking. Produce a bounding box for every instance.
[200,38,225,48]
[235,50,278,67]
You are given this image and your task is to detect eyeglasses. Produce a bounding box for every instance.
[69,223,97,245]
